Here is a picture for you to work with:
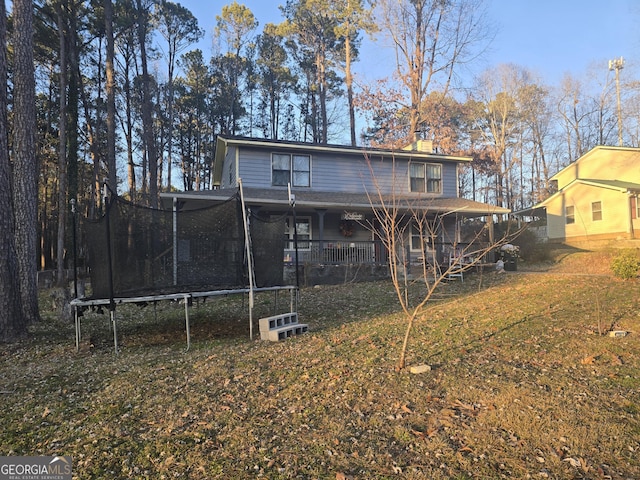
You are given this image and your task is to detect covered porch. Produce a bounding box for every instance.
[160,187,509,285]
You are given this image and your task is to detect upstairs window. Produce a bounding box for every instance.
[409,163,442,194]
[272,153,311,187]
[565,205,575,224]
[592,201,602,221]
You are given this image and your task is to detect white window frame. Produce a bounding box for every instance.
[592,201,602,221]
[409,162,442,194]
[271,153,311,187]
[285,216,311,251]
[565,205,575,224]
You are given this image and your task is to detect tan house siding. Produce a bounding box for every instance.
[548,184,630,240]
[531,146,640,244]
[553,147,640,189]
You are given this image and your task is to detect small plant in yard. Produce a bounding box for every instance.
[611,248,640,279]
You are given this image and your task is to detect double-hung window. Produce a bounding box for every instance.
[272,153,311,187]
[592,201,602,221]
[409,163,442,194]
[565,206,575,224]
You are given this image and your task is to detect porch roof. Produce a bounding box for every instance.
[161,187,510,217]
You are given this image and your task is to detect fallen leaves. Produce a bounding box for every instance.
[580,350,624,366]
[1,255,639,478]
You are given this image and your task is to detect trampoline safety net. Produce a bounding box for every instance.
[83,194,285,299]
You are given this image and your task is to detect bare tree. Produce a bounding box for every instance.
[376,0,492,142]
[471,64,536,210]
[156,0,203,190]
[364,154,515,370]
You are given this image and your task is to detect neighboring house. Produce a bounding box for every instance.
[161,135,508,283]
[517,146,640,244]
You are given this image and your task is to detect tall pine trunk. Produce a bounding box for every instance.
[136,0,158,207]
[56,4,68,287]
[0,0,27,341]
[105,0,117,191]
[12,0,41,324]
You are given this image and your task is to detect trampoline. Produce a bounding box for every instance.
[71,181,298,353]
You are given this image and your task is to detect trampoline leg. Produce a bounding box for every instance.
[111,310,119,355]
[184,296,191,352]
[75,307,80,352]
[274,290,278,314]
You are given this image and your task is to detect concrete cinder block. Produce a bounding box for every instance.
[259,312,308,341]
[259,313,298,334]
[262,324,309,341]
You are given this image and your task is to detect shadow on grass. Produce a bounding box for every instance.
[425,314,535,368]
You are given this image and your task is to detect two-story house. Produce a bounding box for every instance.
[161,135,509,284]
[517,146,640,245]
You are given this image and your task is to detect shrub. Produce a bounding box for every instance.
[510,227,552,263]
[610,248,640,279]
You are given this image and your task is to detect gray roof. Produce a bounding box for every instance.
[161,187,510,217]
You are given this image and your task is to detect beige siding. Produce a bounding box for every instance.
[546,183,631,241]
[554,147,640,189]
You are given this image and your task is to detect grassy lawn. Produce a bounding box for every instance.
[1,249,639,479]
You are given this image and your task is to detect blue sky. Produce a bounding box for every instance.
[181,0,638,87]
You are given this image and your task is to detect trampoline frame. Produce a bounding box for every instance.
[71,285,298,354]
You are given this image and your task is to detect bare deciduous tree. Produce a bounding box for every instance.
[364,154,516,371]
[376,0,492,142]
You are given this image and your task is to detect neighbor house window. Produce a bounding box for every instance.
[285,216,311,250]
[565,206,575,224]
[409,163,442,193]
[592,201,602,221]
[272,153,311,187]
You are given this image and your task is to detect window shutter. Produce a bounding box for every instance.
[632,196,638,219]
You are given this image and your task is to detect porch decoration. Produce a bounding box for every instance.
[339,219,355,237]
[500,244,519,271]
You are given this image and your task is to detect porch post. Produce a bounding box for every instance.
[316,209,327,253]
[487,215,495,244]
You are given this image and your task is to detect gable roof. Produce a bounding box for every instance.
[550,145,640,181]
[213,135,472,186]
[163,187,510,217]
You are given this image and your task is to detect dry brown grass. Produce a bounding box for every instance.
[1,249,639,479]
